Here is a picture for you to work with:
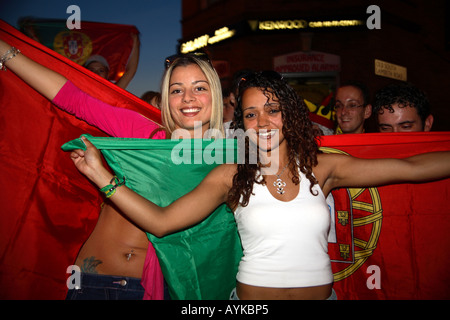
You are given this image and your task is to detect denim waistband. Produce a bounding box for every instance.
[77,272,144,291]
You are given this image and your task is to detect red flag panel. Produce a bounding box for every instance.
[0,19,160,299]
[322,132,450,300]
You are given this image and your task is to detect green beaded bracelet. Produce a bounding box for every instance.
[100,175,126,198]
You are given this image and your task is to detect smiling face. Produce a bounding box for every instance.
[335,85,372,134]
[241,87,286,155]
[168,64,213,136]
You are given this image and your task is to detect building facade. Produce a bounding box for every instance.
[178,0,450,131]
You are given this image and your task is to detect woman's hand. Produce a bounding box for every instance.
[70,137,113,187]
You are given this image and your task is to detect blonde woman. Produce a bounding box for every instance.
[0,38,225,299]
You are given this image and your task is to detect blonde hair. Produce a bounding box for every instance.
[160,56,224,137]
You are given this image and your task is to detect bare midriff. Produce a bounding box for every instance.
[74,203,149,279]
[236,282,333,300]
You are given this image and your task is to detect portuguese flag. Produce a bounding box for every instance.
[60,133,450,300]
[18,17,139,82]
[321,133,450,299]
[0,19,158,299]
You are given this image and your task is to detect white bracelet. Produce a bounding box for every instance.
[0,47,21,71]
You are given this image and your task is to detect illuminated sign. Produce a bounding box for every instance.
[181,27,235,53]
[257,19,363,31]
[180,18,363,53]
[374,59,407,81]
[258,20,308,30]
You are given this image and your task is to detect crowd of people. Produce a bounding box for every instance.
[0,31,448,301]
[309,79,433,136]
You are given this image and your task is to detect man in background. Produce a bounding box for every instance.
[334,81,372,134]
[373,82,433,132]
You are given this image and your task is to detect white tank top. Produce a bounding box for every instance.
[234,171,333,288]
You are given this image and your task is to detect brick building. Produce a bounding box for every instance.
[178,0,450,131]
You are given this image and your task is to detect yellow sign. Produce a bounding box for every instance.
[258,19,363,30]
[374,59,407,81]
[181,27,235,53]
[180,18,363,53]
[309,19,363,28]
[258,20,308,30]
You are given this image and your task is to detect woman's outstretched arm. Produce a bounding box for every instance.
[70,137,233,237]
[0,39,67,100]
[318,151,450,195]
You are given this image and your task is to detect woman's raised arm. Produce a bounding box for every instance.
[115,33,140,90]
[0,39,67,100]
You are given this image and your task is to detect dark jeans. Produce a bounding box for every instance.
[65,273,145,300]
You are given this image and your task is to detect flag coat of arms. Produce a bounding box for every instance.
[19,17,139,82]
[321,133,450,299]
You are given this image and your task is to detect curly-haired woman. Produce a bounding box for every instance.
[70,71,450,300]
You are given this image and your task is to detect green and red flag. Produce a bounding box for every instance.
[61,137,242,300]
[322,132,450,299]
[60,132,450,300]
[19,17,139,82]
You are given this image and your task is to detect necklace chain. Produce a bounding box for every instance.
[273,163,289,195]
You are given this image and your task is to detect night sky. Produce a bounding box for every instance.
[1,0,182,97]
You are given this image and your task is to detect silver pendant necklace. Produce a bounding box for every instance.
[273,163,289,195]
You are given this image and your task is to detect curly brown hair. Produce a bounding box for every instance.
[227,71,319,209]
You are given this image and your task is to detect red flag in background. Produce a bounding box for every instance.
[0,19,160,299]
[18,17,139,83]
[321,132,450,300]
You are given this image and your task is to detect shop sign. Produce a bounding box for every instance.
[257,19,363,31]
[374,59,407,81]
[180,18,363,54]
[181,27,235,53]
[273,51,341,73]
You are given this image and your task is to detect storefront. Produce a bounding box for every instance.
[179,15,364,107]
[273,50,340,108]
